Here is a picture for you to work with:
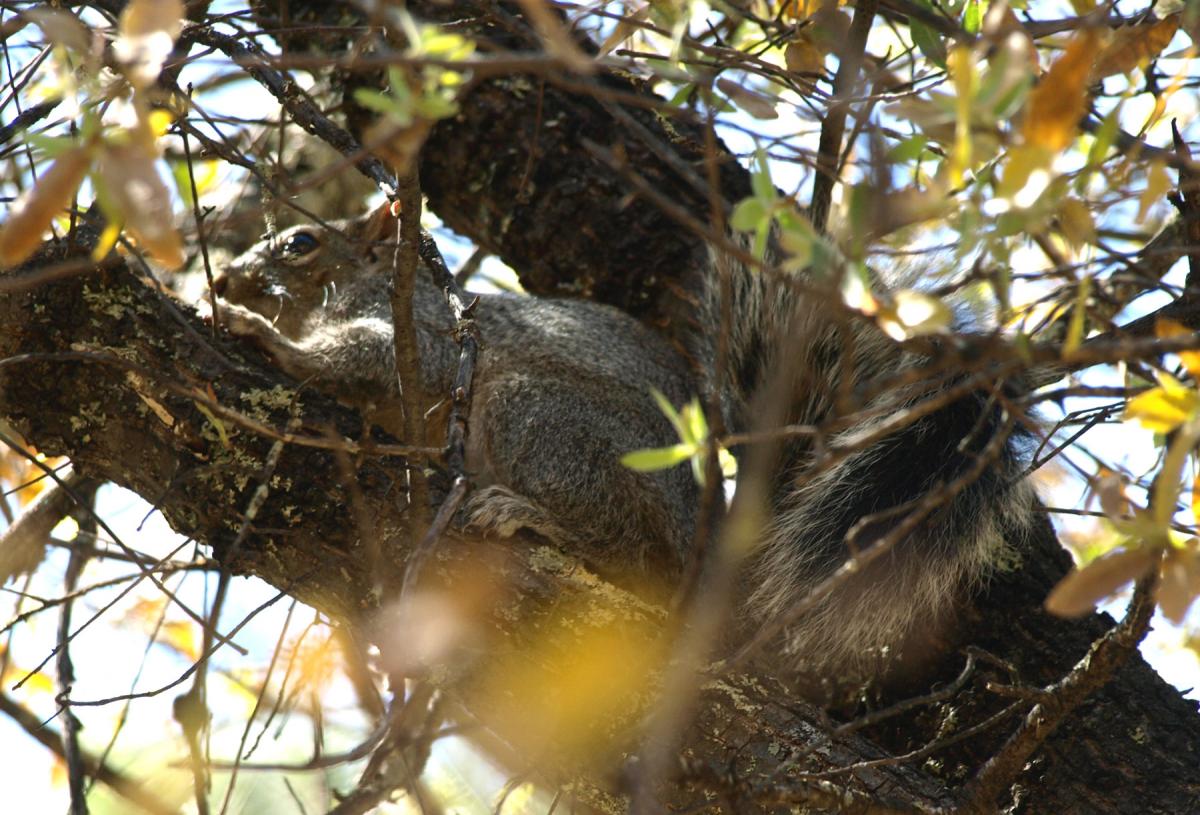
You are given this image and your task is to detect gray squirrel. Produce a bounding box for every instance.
[211,204,700,579]
[699,242,1035,694]
[214,203,1035,697]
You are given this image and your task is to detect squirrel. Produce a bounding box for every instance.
[213,200,1035,699]
[694,240,1036,696]
[210,205,701,580]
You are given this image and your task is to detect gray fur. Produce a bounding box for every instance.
[213,208,700,578]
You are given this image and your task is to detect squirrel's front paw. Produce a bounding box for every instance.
[216,301,277,340]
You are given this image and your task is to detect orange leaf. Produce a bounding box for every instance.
[0,146,92,267]
[1155,318,1200,379]
[1091,15,1181,80]
[1045,545,1160,617]
[1022,30,1100,152]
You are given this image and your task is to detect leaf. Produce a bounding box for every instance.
[717,78,778,120]
[1091,14,1181,80]
[1155,318,1200,379]
[93,142,185,269]
[1137,161,1172,224]
[888,135,930,163]
[877,289,952,340]
[620,443,696,472]
[1093,469,1130,521]
[777,209,816,269]
[650,388,686,438]
[1063,274,1090,354]
[1045,545,1160,617]
[785,38,825,75]
[162,621,199,661]
[1158,545,1200,623]
[1022,30,1100,152]
[0,146,92,267]
[750,147,777,203]
[23,8,91,53]
[779,0,821,19]
[729,197,768,232]
[910,20,947,69]
[113,0,184,88]
[1058,197,1096,251]
[1124,372,1200,433]
[962,0,984,35]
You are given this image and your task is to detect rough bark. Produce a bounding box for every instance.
[1,244,955,813]
[3,192,1199,815]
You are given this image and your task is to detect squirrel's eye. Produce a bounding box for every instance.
[278,231,321,261]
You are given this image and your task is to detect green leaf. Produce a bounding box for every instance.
[750,147,776,203]
[650,388,687,439]
[887,135,930,163]
[729,197,768,232]
[910,20,947,69]
[681,398,708,447]
[621,443,697,472]
[24,134,79,158]
[962,0,984,34]
[353,88,413,124]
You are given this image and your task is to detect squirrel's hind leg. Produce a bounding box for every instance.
[460,485,575,549]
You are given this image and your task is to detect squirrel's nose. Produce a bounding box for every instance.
[211,274,228,296]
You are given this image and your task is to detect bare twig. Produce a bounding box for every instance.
[962,573,1159,812]
[809,0,879,235]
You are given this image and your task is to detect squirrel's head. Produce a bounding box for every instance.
[213,203,401,338]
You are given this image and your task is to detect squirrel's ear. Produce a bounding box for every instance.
[359,200,402,243]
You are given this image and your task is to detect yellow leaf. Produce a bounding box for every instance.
[1137,160,1171,224]
[1058,197,1096,250]
[1063,274,1091,354]
[0,146,92,267]
[780,0,821,20]
[785,38,825,75]
[114,0,184,88]
[1124,372,1200,433]
[1091,15,1181,80]
[1045,544,1160,617]
[91,222,122,262]
[1022,30,1100,152]
[1155,318,1200,379]
[997,143,1054,201]
[50,756,67,788]
[948,45,976,186]
[162,620,199,661]
[147,108,174,138]
[122,596,169,624]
